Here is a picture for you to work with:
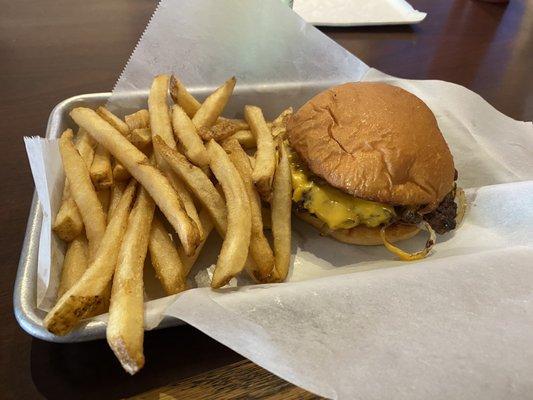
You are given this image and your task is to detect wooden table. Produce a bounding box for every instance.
[1,1,531,398]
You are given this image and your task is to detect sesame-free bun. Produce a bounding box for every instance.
[287,82,455,210]
[296,211,420,245]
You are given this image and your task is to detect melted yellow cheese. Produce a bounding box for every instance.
[289,150,394,230]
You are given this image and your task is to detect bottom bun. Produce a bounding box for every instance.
[295,211,420,246]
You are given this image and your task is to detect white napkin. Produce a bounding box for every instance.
[293,0,427,26]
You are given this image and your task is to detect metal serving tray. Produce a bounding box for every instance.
[14,83,329,342]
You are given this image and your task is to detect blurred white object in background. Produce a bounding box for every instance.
[293,0,426,26]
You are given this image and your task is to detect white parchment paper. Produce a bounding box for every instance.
[25,1,533,398]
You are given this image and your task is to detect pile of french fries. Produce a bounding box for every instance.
[44,74,293,374]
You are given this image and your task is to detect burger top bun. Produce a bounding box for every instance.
[287,82,455,210]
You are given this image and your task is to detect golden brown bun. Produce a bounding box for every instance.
[287,82,455,210]
[296,211,420,245]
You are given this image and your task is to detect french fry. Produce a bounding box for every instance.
[271,107,293,139]
[44,181,137,335]
[89,283,112,318]
[113,160,131,181]
[219,118,248,130]
[245,105,276,198]
[148,75,174,149]
[228,129,255,149]
[58,129,106,259]
[248,154,256,170]
[154,136,227,235]
[107,187,155,375]
[90,144,114,190]
[108,180,127,223]
[170,75,201,118]
[70,107,200,256]
[148,214,187,295]
[57,235,88,299]
[130,128,152,149]
[53,187,83,242]
[171,105,209,167]
[97,188,111,219]
[273,107,293,126]
[125,109,150,131]
[270,141,292,281]
[206,140,251,288]
[197,118,249,142]
[178,208,214,276]
[223,138,274,281]
[192,77,236,130]
[96,106,130,137]
[170,74,244,135]
[76,127,96,164]
[167,172,203,240]
[53,128,95,242]
[148,75,203,237]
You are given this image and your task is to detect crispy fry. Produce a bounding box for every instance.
[223,138,274,281]
[97,188,111,219]
[170,75,201,118]
[100,108,131,182]
[53,189,83,242]
[53,128,95,242]
[149,75,203,238]
[107,187,155,375]
[125,109,150,131]
[206,140,251,288]
[96,106,130,137]
[148,75,174,153]
[108,180,127,223]
[271,107,293,139]
[58,129,106,258]
[171,105,209,167]
[248,154,256,169]
[229,129,255,149]
[154,136,227,235]
[245,105,276,198]
[57,235,88,299]
[87,282,112,317]
[192,77,236,130]
[219,118,248,130]
[70,107,200,256]
[130,128,152,149]
[166,172,203,240]
[113,160,131,181]
[148,214,187,295]
[76,127,96,164]
[270,125,286,139]
[44,181,136,335]
[178,208,214,276]
[197,118,249,142]
[270,141,292,281]
[273,107,293,126]
[90,114,115,191]
[90,144,114,190]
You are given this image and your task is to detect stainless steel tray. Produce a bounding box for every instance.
[14,83,328,342]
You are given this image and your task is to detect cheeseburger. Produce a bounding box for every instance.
[286,82,463,259]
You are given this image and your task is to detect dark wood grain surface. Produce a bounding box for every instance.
[128,360,324,400]
[1,1,531,399]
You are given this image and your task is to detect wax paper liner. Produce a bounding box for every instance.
[25,1,533,398]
